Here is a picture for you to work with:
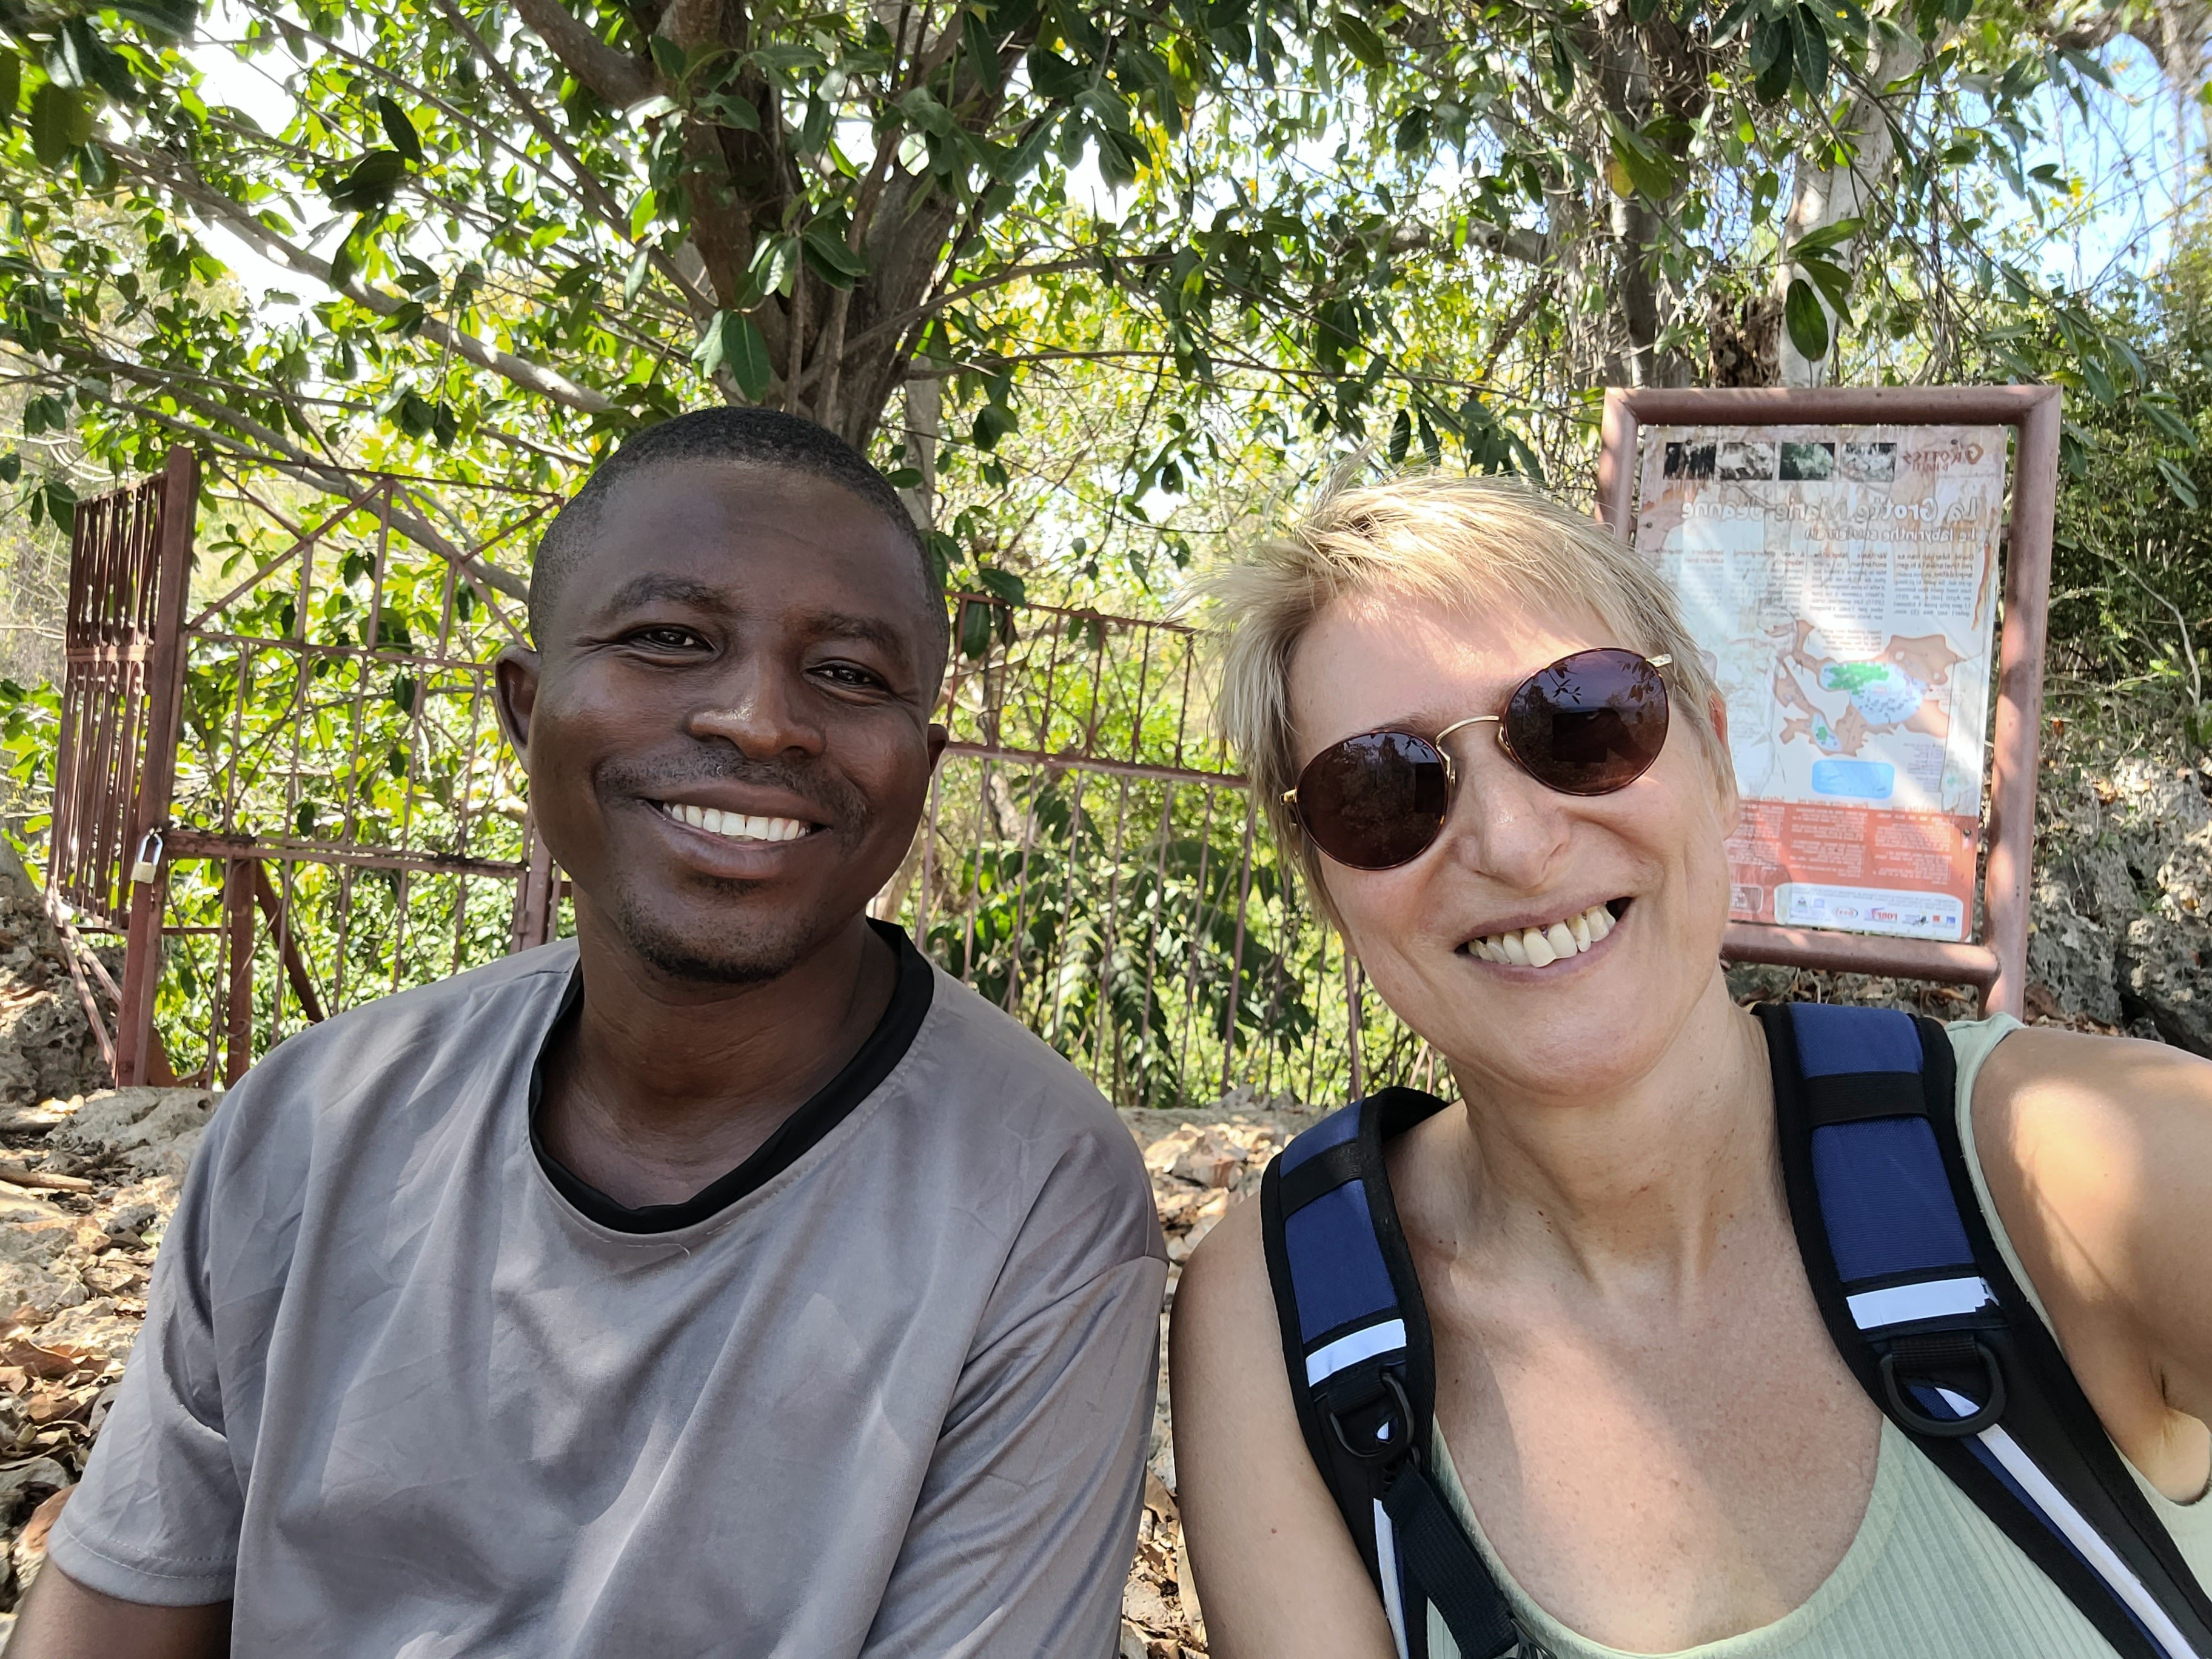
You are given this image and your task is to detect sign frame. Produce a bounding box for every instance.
[1595,384,2060,1017]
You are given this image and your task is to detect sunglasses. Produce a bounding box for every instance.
[1282,647,1674,871]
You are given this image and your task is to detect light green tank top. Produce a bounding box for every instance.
[1426,1015,2212,1659]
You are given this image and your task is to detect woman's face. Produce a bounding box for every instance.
[1288,586,1738,1101]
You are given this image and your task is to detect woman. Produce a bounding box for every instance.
[1170,474,2212,1658]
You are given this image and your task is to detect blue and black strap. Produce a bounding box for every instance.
[1763,1000,2212,1659]
[1260,1086,1521,1659]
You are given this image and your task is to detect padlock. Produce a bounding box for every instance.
[129,830,163,886]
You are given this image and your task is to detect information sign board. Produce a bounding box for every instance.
[1594,385,2060,1017]
[1631,423,2009,944]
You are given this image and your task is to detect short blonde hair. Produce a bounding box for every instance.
[1203,472,1727,922]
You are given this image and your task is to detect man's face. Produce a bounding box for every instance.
[496,461,946,985]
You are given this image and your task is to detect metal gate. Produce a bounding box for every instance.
[49,451,1417,1109]
[46,449,558,1087]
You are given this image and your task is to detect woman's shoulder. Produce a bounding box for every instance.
[1964,1020,2212,1501]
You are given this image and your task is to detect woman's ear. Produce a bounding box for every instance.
[1707,694,1742,834]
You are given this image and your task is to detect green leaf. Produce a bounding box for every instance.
[1387,408,1411,464]
[749,235,800,300]
[0,53,19,126]
[1797,257,1854,321]
[1607,127,1678,201]
[1026,47,1087,102]
[724,313,771,400]
[324,148,407,213]
[2153,455,2199,510]
[800,222,868,287]
[1790,215,1864,257]
[107,0,198,39]
[1333,13,1391,69]
[30,84,92,168]
[327,215,372,291]
[2140,395,2197,447]
[1785,276,1831,362]
[377,95,422,164]
[623,246,651,304]
[976,566,1027,605]
[959,598,996,660]
[1793,6,1831,95]
[972,404,1017,451]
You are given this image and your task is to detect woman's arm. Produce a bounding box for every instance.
[1169,1193,1400,1659]
[1975,1027,2212,1501]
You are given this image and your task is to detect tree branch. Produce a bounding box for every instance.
[509,0,653,106]
[27,354,532,600]
[429,0,717,319]
[107,144,615,415]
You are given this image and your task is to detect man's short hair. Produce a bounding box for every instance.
[528,407,947,662]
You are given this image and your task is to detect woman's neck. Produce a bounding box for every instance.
[1444,976,1780,1295]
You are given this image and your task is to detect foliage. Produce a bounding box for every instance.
[0,674,61,847]
[2008,232,2212,750]
[1,0,2196,605]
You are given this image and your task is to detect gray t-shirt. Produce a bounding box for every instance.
[50,928,1167,1657]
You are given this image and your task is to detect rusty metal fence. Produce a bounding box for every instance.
[45,449,1423,1110]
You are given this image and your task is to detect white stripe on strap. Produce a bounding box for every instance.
[1937,1388,2204,1659]
[1373,1497,1412,1659]
[1305,1319,1409,1387]
[1846,1275,1994,1330]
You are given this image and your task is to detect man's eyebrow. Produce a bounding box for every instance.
[594,574,732,615]
[798,609,917,658]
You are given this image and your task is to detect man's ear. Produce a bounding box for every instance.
[494,646,542,760]
[925,722,949,774]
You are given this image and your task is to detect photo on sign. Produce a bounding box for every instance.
[1779,441,1835,481]
[1841,441,1897,482]
[1715,439,1775,480]
[1663,440,1716,480]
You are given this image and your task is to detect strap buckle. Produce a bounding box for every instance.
[1880,1333,2006,1438]
[1326,1369,1413,1461]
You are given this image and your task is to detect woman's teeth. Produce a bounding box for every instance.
[659,802,811,842]
[1468,903,1616,968]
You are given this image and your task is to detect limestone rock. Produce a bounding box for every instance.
[49,1087,216,1183]
[0,844,109,1108]
[2027,880,2123,1027]
[2119,914,2212,1057]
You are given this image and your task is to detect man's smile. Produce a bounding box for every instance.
[651,800,820,843]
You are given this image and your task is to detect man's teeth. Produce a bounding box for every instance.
[661,802,811,842]
[1469,903,1616,968]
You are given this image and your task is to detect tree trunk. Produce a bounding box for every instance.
[1777,33,1925,386]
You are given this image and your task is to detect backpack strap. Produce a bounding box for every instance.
[1260,1088,1522,1659]
[1761,1001,2212,1659]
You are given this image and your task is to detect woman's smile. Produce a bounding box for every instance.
[1459,897,1628,968]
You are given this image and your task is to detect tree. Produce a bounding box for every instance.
[4,0,2199,581]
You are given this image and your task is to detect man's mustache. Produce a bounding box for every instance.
[597,752,869,830]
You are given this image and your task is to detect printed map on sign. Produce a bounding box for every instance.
[1633,426,2008,942]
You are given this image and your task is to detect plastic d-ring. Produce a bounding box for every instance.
[1881,1342,2006,1438]
[1327,1370,1413,1461]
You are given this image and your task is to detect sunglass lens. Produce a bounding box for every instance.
[1296,731,1450,869]
[1505,648,1670,794]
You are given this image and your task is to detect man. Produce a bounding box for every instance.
[15,409,1167,1657]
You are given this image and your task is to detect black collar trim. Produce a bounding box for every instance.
[530,920,934,1235]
